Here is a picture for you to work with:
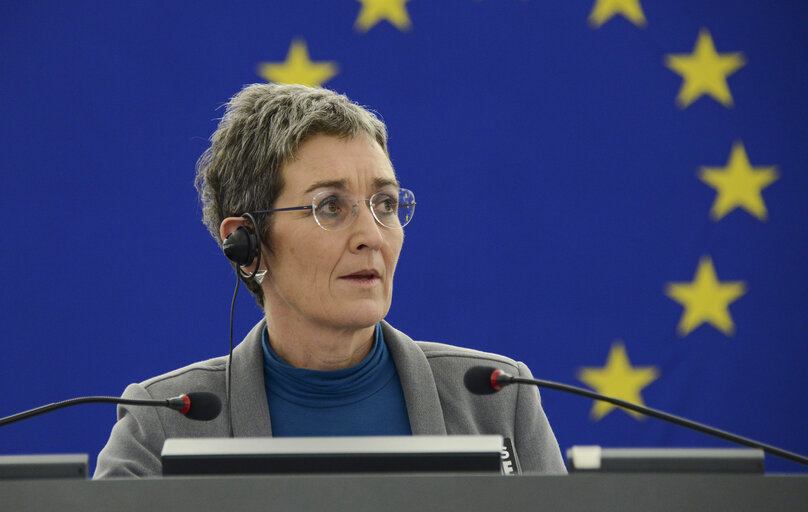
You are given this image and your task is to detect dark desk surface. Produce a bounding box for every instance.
[2,473,807,512]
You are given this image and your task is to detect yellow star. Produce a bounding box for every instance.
[256,40,338,87]
[665,29,746,108]
[577,341,659,420]
[355,0,412,32]
[666,256,747,337]
[588,0,647,28]
[699,142,779,221]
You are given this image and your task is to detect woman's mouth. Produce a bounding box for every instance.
[340,270,381,286]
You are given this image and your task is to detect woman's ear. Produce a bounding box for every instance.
[220,217,268,280]
[220,217,259,269]
[220,217,248,242]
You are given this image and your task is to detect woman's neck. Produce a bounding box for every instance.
[263,315,376,371]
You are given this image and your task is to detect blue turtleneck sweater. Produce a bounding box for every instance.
[261,324,412,437]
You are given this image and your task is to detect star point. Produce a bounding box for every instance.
[588,0,647,28]
[665,29,746,108]
[577,341,659,420]
[256,39,338,87]
[665,256,747,337]
[355,0,412,33]
[699,142,779,221]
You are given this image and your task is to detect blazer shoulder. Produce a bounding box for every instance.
[415,341,521,372]
[138,355,228,395]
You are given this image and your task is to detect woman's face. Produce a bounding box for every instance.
[262,133,404,331]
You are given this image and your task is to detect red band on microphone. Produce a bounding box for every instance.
[179,394,191,415]
[491,369,503,391]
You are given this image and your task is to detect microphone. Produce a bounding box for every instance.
[0,392,222,427]
[463,366,511,395]
[170,392,222,421]
[464,365,808,467]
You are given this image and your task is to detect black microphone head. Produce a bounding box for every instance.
[183,392,222,421]
[464,366,501,395]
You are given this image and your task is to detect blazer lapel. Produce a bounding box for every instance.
[382,321,447,435]
[229,319,273,437]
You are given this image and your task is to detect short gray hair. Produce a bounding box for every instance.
[194,83,389,307]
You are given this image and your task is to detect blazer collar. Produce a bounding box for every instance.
[229,319,273,437]
[381,321,447,435]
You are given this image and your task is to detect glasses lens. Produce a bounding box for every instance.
[312,191,351,231]
[372,188,415,229]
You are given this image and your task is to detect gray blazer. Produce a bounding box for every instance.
[94,321,566,477]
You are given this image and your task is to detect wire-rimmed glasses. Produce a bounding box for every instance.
[251,188,416,231]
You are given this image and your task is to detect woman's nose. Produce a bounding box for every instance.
[349,199,384,249]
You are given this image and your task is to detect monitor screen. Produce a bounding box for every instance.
[566,446,764,473]
[162,435,504,476]
[0,454,88,480]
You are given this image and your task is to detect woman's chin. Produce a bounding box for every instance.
[333,301,388,329]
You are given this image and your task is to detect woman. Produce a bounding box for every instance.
[94,83,565,477]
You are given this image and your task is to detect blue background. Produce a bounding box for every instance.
[1,1,806,474]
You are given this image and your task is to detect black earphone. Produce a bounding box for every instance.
[222,212,264,280]
[221,212,265,438]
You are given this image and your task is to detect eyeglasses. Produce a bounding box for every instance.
[251,188,416,231]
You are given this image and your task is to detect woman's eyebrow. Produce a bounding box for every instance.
[304,177,400,194]
[373,177,400,190]
[304,179,349,194]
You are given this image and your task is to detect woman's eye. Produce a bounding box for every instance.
[376,196,397,215]
[317,196,342,216]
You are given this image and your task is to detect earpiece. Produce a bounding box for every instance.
[222,213,264,280]
[221,213,264,438]
[222,225,258,267]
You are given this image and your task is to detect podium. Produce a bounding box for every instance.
[2,473,807,512]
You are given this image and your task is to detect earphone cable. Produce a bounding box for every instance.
[226,274,239,437]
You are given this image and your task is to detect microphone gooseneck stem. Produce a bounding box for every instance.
[498,372,808,467]
[0,396,174,427]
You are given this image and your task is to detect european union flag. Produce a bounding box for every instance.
[1,0,806,474]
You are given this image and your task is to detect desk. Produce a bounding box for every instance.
[2,473,807,512]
